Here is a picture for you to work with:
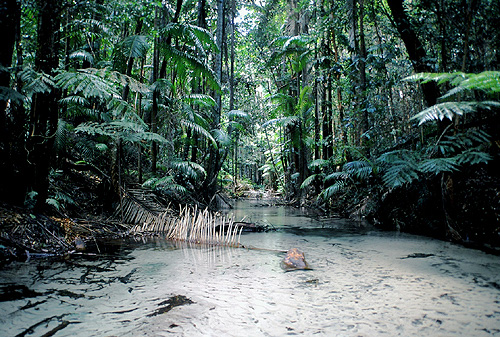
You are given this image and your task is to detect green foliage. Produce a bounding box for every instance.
[406,71,500,125]
[118,35,150,59]
[19,68,56,96]
[142,176,188,195]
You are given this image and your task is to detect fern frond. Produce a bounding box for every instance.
[19,68,55,95]
[56,69,119,100]
[45,198,61,211]
[404,72,466,86]
[59,95,89,106]
[418,157,459,175]
[453,71,500,94]
[55,191,77,206]
[455,150,493,165]
[0,86,25,104]
[381,160,420,188]
[410,102,478,125]
[87,68,149,94]
[54,119,74,154]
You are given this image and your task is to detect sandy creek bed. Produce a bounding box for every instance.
[1,200,499,336]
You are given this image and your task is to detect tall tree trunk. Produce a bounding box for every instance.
[122,18,143,101]
[203,0,225,201]
[28,0,63,209]
[0,0,23,203]
[358,0,368,142]
[387,0,440,107]
[229,0,237,191]
[331,33,347,160]
[151,6,160,174]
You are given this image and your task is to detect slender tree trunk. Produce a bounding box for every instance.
[358,0,368,142]
[28,0,63,210]
[151,6,160,174]
[122,18,143,101]
[229,0,237,191]
[203,0,225,201]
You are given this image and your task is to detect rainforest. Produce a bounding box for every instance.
[1,0,500,335]
[1,0,500,256]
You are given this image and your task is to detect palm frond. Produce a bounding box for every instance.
[225,109,248,119]
[320,180,348,200]
[119,35,150,59]
[181,94,216,108]
[180,119,217,147]
[300,173,323,189]
[324,171,350,183]
[163,45,220,92]
[70,50,94,65]
[308,159,329,170]
[172,161,207,181]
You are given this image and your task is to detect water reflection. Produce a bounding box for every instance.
[1,201,499,336]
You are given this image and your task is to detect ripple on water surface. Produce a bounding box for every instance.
[1,202,500,336]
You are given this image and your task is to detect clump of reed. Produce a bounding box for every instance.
[130,205,243,248]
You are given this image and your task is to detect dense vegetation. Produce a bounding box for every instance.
[1,0,499,248]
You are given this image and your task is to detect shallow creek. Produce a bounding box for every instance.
[1,199,500,336]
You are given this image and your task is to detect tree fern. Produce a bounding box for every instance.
[0,86,25,105]
[406,70,500,125]
[418,157,459,175]
[411,101,500,125]
[54,119,74,155]
[19,67,55,95]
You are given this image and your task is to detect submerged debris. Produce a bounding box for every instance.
[281,248,311,271]
[147,295,194,317]
[401,253,435,259]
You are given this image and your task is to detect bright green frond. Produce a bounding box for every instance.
[180,119,217,147]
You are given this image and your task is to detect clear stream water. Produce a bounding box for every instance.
[1,199,500,336]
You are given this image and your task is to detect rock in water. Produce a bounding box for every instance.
[281,248,310,271]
